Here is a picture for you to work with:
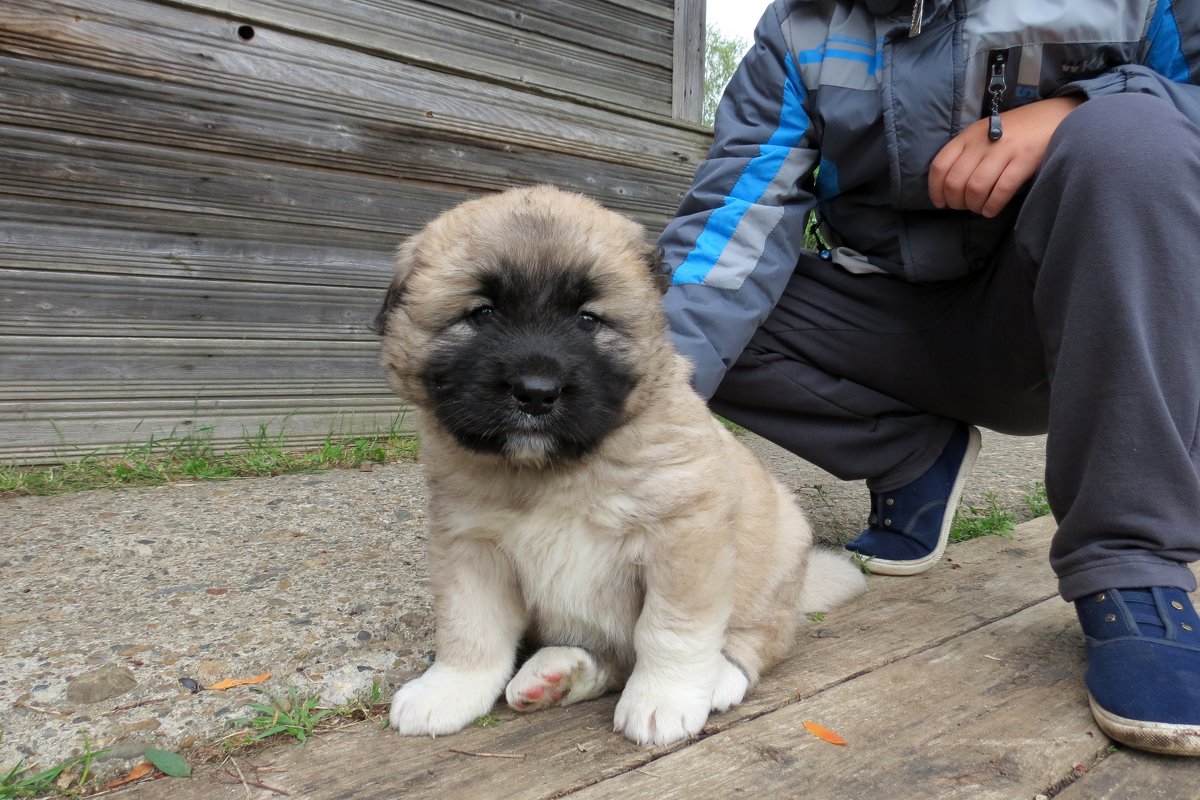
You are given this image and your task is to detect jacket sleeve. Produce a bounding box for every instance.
[1056,0,1200,122]
[657,4,820,399]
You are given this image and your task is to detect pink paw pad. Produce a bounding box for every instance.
[512,674,567,710]
[506,647,603,714]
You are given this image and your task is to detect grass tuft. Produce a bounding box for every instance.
[230,686,333,745]
[1023,480,1051,518]
[950,491,1016,543]
[328,680,389,725]
[847,551,873,575]
[0,418,417,498]
[0,734,105,799]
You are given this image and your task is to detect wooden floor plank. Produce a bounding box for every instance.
[118,518,1060,799]
[1052,744,1200,798]
[568,596,1100,800]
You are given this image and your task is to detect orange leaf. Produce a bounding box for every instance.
[106,761,156,788]
[803,721,847,745]
[205,673,271,691]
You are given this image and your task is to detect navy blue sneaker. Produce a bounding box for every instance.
[844,423,981,576]
[1075,587,1200,755]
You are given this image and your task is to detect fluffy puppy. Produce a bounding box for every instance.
[375,185,865,746]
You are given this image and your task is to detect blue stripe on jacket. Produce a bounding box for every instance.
[672,54,810,286]
[1147,0,1190,82]
[797,46,877,67]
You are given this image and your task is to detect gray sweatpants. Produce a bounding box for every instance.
[709,93,1200,601]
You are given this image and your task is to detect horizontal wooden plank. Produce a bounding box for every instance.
[0,395,407,425]
[0,224,395,288]
[167,0,673,114]
[0,398,414,464]
[1,269,386,339]
[604,0,673,18]
[0,336,387,383]
[1,380,394,401]
[417,0,675,60]
[1053,748,1200,799]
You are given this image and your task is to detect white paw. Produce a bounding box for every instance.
[710,658,749,713]
[613,673,711,746]
[389,663,506,737]
[505,646,608,712]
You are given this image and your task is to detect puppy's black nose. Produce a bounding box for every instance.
[512,375,562,416]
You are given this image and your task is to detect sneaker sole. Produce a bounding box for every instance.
[862,425,983,577]
[1089,694,1200,756]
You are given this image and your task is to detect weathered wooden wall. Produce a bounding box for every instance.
[0,0,710,464]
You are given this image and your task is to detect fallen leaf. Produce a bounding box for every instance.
[145,747,192,778]
[106,761,156,788]
[205,673,271,691]
[55,768,77,789]
[803,721,847,745]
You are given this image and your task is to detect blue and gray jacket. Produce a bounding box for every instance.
[660,0,1200,398]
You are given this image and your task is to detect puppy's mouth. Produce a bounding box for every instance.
[501,429,558,466]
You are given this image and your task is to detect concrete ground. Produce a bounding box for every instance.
[0,428,1047,783]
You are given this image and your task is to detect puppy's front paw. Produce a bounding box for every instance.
[613,675,711,746]
[389,664,506,737]
[505,646,608,712]
[710,657,749,713]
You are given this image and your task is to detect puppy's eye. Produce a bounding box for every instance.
[576,311,600,333]
[467,305,495,325]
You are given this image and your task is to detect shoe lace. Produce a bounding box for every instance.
[1121,588,1168,638]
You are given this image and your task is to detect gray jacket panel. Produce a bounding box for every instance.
[660,0,1200,398]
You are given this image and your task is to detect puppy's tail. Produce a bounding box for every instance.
[799,549,868,614]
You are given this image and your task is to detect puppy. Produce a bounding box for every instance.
[374,186,866,746]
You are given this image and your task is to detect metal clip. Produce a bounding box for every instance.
[908,0,925,37]
[987,50,1007,141]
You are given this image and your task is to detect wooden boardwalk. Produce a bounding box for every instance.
[117,516,1200,799]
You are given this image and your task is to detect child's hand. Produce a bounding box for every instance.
[928,96,1083,218]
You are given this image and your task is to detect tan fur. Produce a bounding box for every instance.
[379,186,865,745]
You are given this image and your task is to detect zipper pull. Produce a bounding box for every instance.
[908,0,925,37]
[987,51,1007,141]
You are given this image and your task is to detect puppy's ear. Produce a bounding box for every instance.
[371,238,418,336]
[371,281,406,336]
[644,244,671,295]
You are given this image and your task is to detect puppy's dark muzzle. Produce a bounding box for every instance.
[511,374,563,416]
